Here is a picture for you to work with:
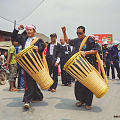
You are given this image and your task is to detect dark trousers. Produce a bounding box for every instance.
[61,63,71,85]
[17,65,21,88]
[48,64,58,90]
[111,61,120,79]
[23,71,43,103]
[105,61,110,77]
[75,81,93,106]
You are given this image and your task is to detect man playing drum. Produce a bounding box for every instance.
[12,25,45,109]
[61,26,98,110]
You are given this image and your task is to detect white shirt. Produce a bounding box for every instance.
[50,42,60,64]
[50,42,57,55]
[25,37,36,49]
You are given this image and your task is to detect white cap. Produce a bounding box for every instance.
[103,41,108,45]
[113,41,120,45]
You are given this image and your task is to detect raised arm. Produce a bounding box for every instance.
[61,26,69,44]
[11,25,25,45]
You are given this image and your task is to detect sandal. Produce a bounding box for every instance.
[85,105,92,110]
[76,101,83,107]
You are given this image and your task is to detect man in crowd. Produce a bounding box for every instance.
[110,41,120,80]
[12,25,44,109]
[46,33,61,92]
[61,26,98,110]
[60,38,72,87]
[7,39,19,92]
[102,41,111,78]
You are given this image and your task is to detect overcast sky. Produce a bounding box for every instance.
[0,0,120,41]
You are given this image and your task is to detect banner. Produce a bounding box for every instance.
[93,34,113,44]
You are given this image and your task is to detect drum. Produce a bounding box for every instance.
[64,52,108,98]
[15,45,53,90]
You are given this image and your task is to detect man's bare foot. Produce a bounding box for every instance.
[9,88,20,92]
[51,89,56,92]
[85,105,92,110]
[76,101,83,107]
[68,84,72,87]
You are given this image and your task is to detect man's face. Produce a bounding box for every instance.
[26,27,35,38]
[4,52,7,56]
[77,29,85,39]
[60,38,65,45]
[13,41,18,46]
[51,37,57,43]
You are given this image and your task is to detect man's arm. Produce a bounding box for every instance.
[11,25,24,45]
[34,39,45,54]
[7,53,12,68]
[81,37,98,57]
[81,50,97,57]
[2,55,5,64]
[61,26,69,44]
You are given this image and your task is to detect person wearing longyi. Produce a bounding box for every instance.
[61,26,98,110]
[12,24,45,109]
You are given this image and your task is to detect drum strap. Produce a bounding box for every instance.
[79,36,108,85]
[31,37,39,45]
[79,36,89,51]
[31,37,49,72]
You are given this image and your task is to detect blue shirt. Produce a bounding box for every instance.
[110,46,119,62]
[103,47,111,62]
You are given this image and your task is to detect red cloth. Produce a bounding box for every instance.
[44,47,47,56]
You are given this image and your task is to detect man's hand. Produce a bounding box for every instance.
[55,63,59,67]
[61,26,66,33]
[34,46,38,52]
[80,51,86,57]
[6,64,9,70]
[110,61,113,64]
[18,25,24,30]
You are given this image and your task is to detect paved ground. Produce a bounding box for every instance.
[0,77,120,120]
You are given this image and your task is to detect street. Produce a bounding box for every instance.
[0,78,120,120]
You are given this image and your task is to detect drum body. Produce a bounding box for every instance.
[15,45,53,90]
[64,52,108,98]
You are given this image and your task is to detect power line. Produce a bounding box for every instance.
[0,15,19,26]
[18,0,46,23]
[0,15,14,24]
[0,0,46,27]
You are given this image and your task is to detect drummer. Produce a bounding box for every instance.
[12,25,45,109]
[61,26,98,110]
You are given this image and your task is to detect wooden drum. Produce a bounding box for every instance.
[64,52,108,98]
[15,45,53,90]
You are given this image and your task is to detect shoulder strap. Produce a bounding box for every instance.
[79,36,89,51]
[31,37,39,45]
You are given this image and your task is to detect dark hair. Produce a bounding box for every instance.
[45,42,48,44]
[77,26,85,32]
[50,33,57,38]
[11,38,18,43]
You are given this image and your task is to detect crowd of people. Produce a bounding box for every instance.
[0,24,120,110]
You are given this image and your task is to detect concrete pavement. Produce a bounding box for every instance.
[0,78,120,120]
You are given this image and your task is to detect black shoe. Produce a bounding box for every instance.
[48,88,51,91]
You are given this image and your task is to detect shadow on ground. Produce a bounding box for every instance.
[5,96,48,109]
[47,97,102,113]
